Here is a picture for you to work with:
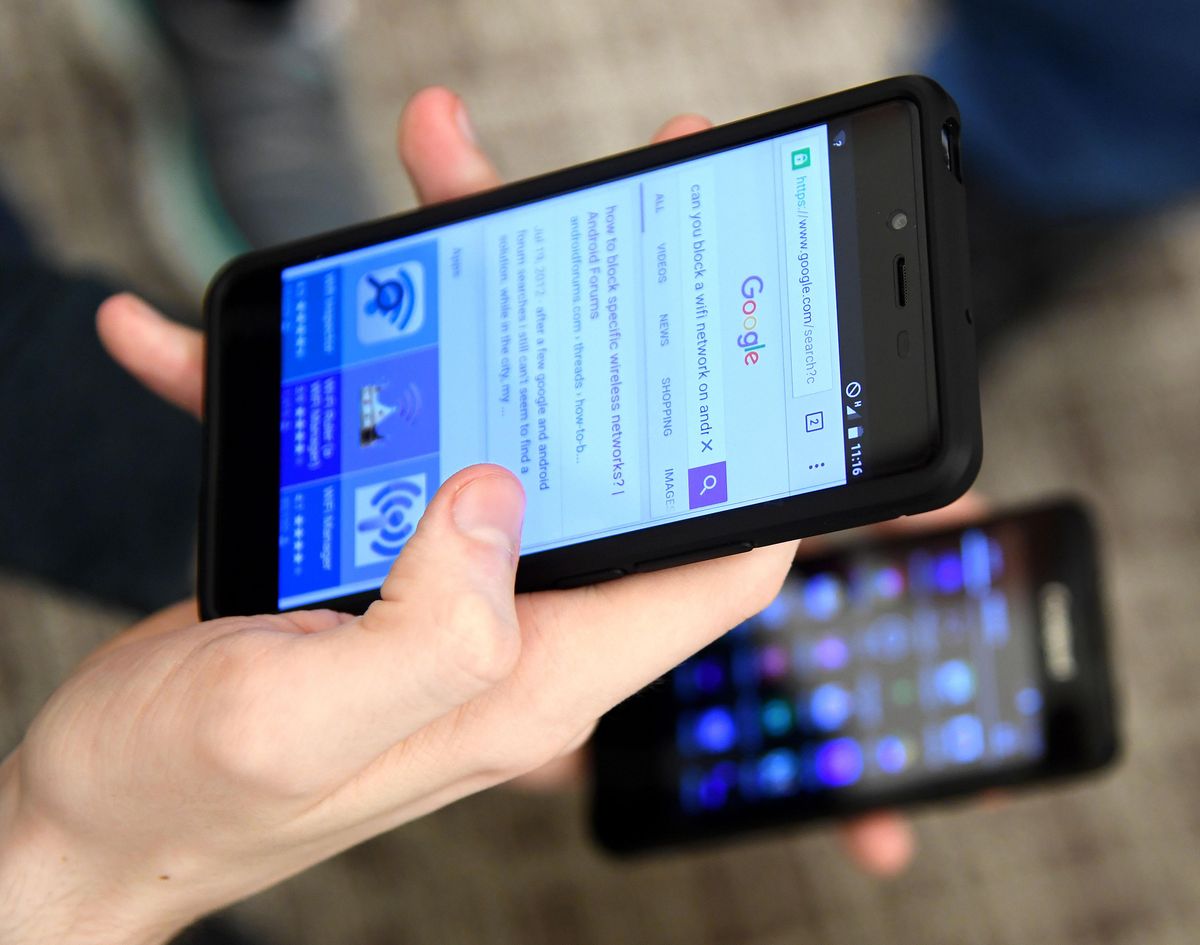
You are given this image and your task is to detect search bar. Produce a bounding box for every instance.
[780,134,836,398]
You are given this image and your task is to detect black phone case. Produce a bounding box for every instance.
[200,75,980,619]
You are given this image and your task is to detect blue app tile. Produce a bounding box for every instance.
[1015,686,1043,717]
[282,268,342,381]
[280,372,342,486]
[339,239,439,365]
[337,455,441,584]
[813,738,864,788]
[357,261,426,345]
[339,346,440,474]
[761,698,793,737]
[809,682,853,731]
[681,762,738,813]
[934,551,965,594]
[803,573,843,620]
[940,714,985,764]
[862,614,910,662]
[692,706,738,754]
[875,735,911,774]
[278,483,340,605]
[934,659,976,706]
[808,634,850,672]
[754,749,802,797]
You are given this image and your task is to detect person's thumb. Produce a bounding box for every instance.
[352,464,526,729]
[373,463,525,643]
[265,466,527,780]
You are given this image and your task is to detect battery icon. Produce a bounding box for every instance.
[847,425,863,440]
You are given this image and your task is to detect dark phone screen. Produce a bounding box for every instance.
[273,105,922,609]
[604,518,1047,824]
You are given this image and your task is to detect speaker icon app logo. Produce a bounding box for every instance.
[353,474,428,566]
[357,261,425,345]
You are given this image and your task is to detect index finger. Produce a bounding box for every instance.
[398,87,503,205]
[96,293,205,419]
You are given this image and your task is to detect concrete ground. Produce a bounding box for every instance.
[1,1,1198,943]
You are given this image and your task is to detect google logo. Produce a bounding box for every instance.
[738,275,767,366]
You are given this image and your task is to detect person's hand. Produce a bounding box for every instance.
[0,90,797,945]
[91,87,936,880]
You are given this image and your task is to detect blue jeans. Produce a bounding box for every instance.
[926,0,1200,218]
[0,199,200,613]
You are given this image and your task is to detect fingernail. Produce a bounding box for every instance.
[455,97,478,147]
[453,474,524,558]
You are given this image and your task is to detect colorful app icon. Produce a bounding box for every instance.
[760,698,793,738]
[689,706,738,755]
[934,659,976,705]
[681,761,738,813]
[791,147,812,170]
[813,737,864,787]
[803,573,843,621]
[809,682,853,731]
[875,735,912,774]
[1015,686,1043,717]
[863,614,910,662]
[989,722,1021,758]
[757,644,789,681]
[753,748,802,797]
[873,565,905,600]
[353,474,428,566]
[940,713,985,764]
[934,550,965,594]
[356,260,425,344]
[890,678,916,706]
[809,634,850,672]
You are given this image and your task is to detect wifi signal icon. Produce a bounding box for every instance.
[353,474,428,565]
[356,261,426,345]
[395,381,422,423]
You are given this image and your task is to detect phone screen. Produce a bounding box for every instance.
[273,113,896,609]
[602,518,1048,828]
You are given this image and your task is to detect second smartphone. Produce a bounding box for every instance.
[591,499,1120,854]
[202,76,979,618]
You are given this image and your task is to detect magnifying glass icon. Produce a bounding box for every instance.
[699,474,719,496]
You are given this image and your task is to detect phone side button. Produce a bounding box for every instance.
[633,542,755,573]
[554,568,627,590]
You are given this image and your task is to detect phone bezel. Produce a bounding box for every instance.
[200,75,979,619]
[589,498,1120,855]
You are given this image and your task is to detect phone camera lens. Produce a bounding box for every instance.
[889,210,909,231]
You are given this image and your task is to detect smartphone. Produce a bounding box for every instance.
[590,499,1119,854]
[201,75,979,619]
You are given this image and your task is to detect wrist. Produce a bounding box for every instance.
[0,752,188,945]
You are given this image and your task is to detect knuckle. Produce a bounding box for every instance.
[439,591,521,691]
[188,635,312,798]
[192,710,312,799]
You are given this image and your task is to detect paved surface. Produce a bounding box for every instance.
[2,1,1199,943]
